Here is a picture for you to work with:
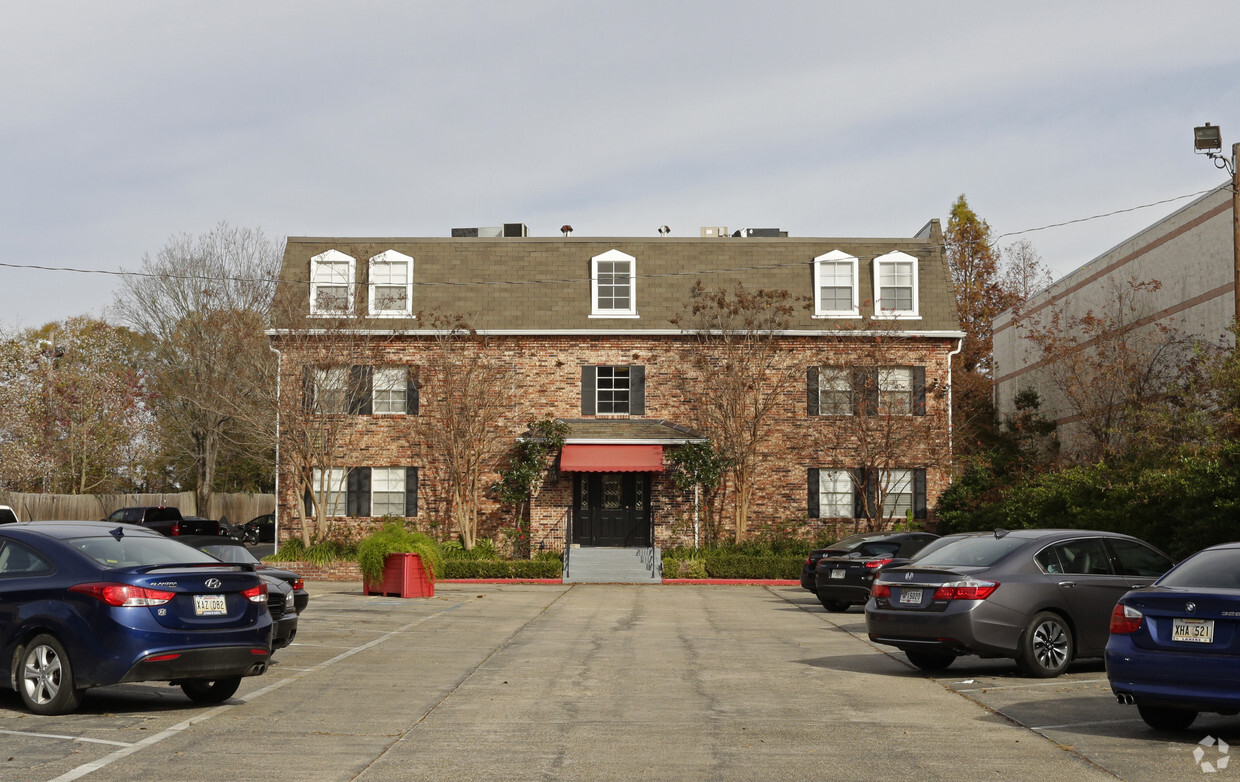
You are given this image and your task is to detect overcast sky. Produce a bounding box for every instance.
[3,1,1240,331]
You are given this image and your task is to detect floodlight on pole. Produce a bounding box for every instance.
[1193,123,1239,326]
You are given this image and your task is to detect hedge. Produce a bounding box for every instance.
[662,551,803,579]
[442,559,562,579]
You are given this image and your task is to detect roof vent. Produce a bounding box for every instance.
[700,226,728,238]
[503,223,528,238]
[732,228,786,238]
[451,226,503,238]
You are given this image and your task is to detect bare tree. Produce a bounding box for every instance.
[672,282,802,544]
[807,322,948,532]
[1018,276,1194,461]
[1000,239,1054,303]
[113,223,280,513]
[417,312,522,549]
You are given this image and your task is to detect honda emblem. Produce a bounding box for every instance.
[905,572,914,581]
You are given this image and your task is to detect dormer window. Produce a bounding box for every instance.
[368,250,414,317]
[872,251,919,318]
[812,250,859,317]
[591,249,637,318]
[310,250,356,316]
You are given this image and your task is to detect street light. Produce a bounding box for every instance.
[1193,123,1240,327]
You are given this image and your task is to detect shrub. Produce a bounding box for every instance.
[442,559,561,579]
[357,522,445,583]
[265,537,357,567]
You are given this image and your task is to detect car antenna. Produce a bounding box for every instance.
[994,528,1009,539]
[109,526,125,539]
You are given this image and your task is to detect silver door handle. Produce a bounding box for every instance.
[1058,581,1077,588]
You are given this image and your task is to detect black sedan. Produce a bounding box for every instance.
[174,536,309,615]
[241,513,275,544]
[801,532,918,593]
[866,529,1173,677]
[813,532,939,612]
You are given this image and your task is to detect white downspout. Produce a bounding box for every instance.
[946,337,964,468]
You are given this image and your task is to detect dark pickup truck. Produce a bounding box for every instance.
[102,506,221,537]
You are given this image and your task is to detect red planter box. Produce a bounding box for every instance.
[364,553,434,598]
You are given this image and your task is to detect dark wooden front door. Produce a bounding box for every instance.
[573,473,651,547]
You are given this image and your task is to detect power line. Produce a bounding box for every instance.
[991,188,1217,244]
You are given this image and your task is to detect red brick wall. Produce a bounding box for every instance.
[273,334,955,551]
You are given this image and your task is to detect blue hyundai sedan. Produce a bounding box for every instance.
[1107,541,1240,730]
[0,521,272,715]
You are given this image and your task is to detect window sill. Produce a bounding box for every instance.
[811,313,862,319]
[870,314,922,321]
[588,313,640,319]
[308,311,356,318]
[368,313,415,319]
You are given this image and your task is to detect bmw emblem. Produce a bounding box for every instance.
[205,578,223,589]
[1186,602,1196,613]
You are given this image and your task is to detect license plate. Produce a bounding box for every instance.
[831,569,846,579]
[1172,618,1214,643]
[194,594,227,616]
[899,588,923,605]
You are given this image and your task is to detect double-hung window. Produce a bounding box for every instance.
[808,367,853,416]
[872,251,918,318]
[371,467,408,516]
[813,468,853,518]
[591,249,638,317]
[373,367,408,414]
[877,367,914,415]
[313,367,349,414]
[581,365,646,416]
[879,469,915,519]
[368,250,413,317]
[597,366,630,414]
[310,467,349,516]
[310,250,356,315]
[813,251,859,317]
[306,467,419,517]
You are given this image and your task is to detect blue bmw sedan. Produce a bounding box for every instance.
[0,521,272,715]
[1107,542,1240,730]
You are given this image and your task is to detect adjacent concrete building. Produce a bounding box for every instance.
[269,223,963,551]
[994,184,1236,454]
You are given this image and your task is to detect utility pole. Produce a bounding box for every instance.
[1194,124,1240,327]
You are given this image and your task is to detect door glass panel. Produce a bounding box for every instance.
[578,477,589,511]
[634,477,645,510]
[602,475,622,509]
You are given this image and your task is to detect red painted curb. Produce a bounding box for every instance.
[437,579,799,586]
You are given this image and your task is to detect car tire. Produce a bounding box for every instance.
[1137,704,1198,731]
[180,677,243,704]
[18,634,83,715]
[1016,611,1073,678]
[905,650,956,671]
[818,598,851,612]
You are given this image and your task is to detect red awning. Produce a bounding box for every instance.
[559,445,664,472]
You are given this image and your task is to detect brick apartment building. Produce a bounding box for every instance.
[268,222,963,552]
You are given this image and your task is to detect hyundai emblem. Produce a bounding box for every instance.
[205,578,223,589]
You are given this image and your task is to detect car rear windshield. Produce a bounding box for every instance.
[1158,549,1240,589]
[194,543,260,565]
[911,536,1027,568]
[69,535,221,568]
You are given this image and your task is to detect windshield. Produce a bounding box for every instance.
[1158,549,1240,589]
[69,535,220,568]
[911,535,1027,568]
[194,543,261,565]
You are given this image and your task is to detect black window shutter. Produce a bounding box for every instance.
[407,367,419,415]
[913,468,927,519]
[807,367,819,416]
[347,467,372,517]
[349,366,373,414]
[302,366,316,414]
[807,467,820,518]
[581,366,597,415]
[913,366,926,416]
[630,365,645,415]
[304,486,313,516]
[405,467,418,516]
[852,468,867,519]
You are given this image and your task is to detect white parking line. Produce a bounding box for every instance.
[954,678,1110,693]
[47,597,477,782]
[0,728,132,747]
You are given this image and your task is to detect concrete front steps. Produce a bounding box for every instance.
[563,546,662,584]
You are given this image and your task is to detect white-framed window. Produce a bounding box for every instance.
[597,366,631,414]
[314,367,350,414]
[373,367,408,414]
[818,469,853,518]
[880,469,914,519]
[310,250,356,316]
[368,250,413,317]
[310,467,348,516]
[872,251,919,318]
[813,251,859,317]
[371,467,407,516]
[591,249,638,317]
[878,367,914,414]
[818,367,853,416]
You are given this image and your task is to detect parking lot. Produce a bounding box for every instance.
[0,583,1234,781]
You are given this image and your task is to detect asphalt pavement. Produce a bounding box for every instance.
[0,583,1231,781]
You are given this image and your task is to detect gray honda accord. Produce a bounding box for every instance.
[865,529,1173,677]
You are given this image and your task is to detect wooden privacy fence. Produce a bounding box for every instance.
[0,491,274,525]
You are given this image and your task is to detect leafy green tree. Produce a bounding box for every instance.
[495,418,570,557]
[664,441,730,547]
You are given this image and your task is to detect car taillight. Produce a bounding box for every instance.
[1110,603,1143,634]
[70,582,176,607]
[292,578,304,591]
[171,521,181,536]
[932,579,1000,601]
[865,559,893,569]
[242,583,268,603]
[805,557,814,566]
[871,583,891,598]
